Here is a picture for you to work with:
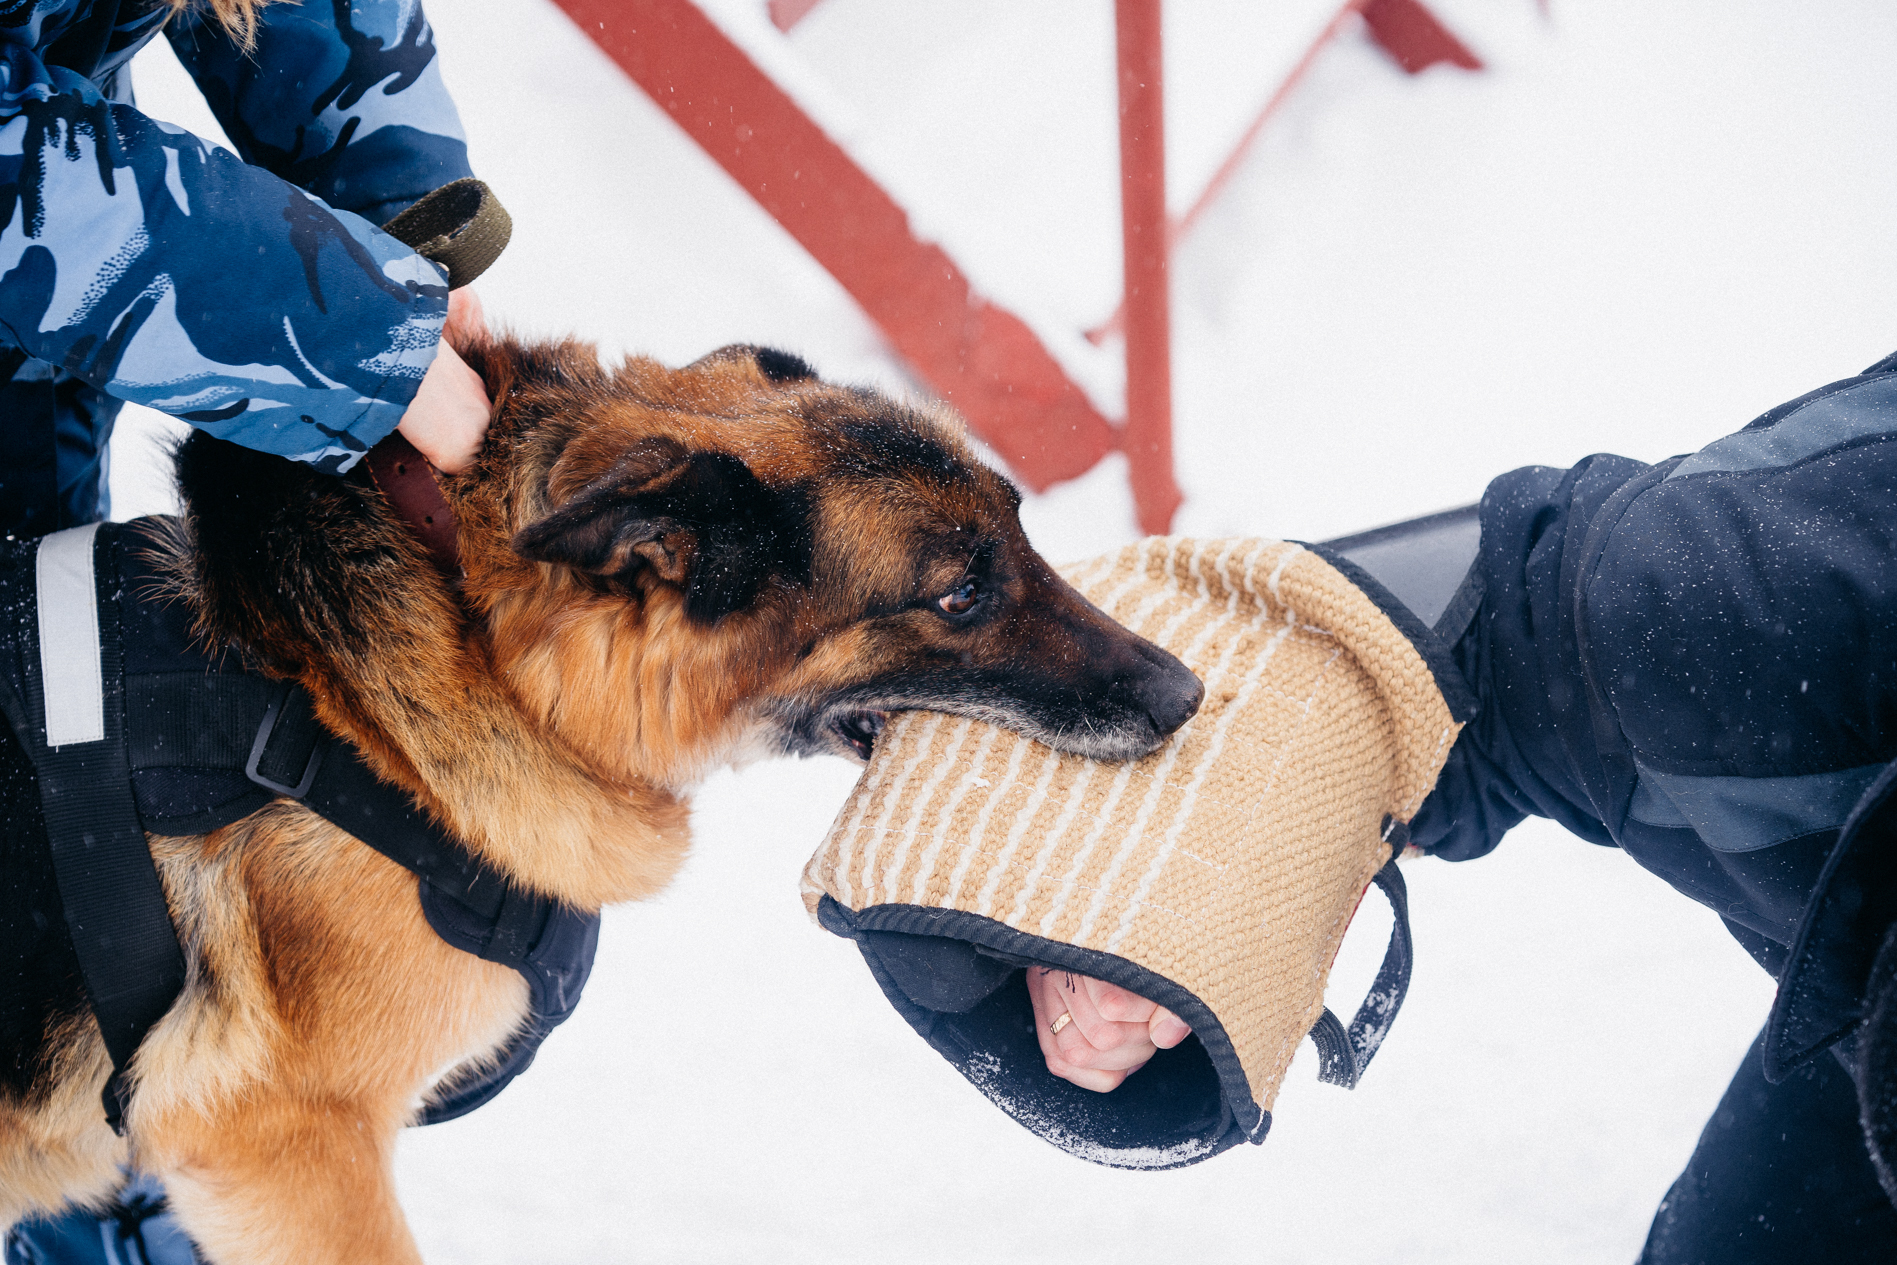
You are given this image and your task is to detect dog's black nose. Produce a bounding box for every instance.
[1137,655,1203,738]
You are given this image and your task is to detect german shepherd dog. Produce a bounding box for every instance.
[0,336,1201,1262]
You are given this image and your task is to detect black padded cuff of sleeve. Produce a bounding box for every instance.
[1303,541,1479,724]
[817,896,1259,1170]
[381,178,512,290]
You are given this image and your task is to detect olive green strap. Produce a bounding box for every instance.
[383,178,513,290]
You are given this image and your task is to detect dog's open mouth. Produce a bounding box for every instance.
[833,710,887,760]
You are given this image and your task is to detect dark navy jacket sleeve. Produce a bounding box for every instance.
[1410,364,1897,968]
[0,0,464,473]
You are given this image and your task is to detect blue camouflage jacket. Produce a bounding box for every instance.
[0,0,472,532]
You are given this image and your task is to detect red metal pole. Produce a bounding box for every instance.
[1115,0,1182,535]
[552,0,1117,491]
[1085,0,1479,345]
[1087,0,1361,347]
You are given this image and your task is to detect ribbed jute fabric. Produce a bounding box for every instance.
[803,537,1460,1116]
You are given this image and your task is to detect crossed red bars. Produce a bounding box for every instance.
[552,0,1481,533]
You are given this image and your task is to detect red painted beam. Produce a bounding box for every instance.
[1361,0,1483,74]
[1114,0,1182,534]
[553,0,1118,492]
[767,0,824,34]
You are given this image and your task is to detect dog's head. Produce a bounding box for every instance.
[466,340,1201,786]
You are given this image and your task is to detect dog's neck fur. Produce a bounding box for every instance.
[450,337,822,791]
[158,340,778,913]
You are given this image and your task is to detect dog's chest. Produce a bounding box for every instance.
[0,522,601,1126]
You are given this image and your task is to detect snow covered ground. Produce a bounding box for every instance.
[111,0,1897,1259]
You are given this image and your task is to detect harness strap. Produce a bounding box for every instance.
[28,550,594,1132]
[126,672,508,922]
[29,524,188,1132]
[1308,853,1414,1090]
[260,708,598,1125]
[381,178,512,292]
[291,725,508,922]
[110,666,599,1127]
[127,665,601,1124]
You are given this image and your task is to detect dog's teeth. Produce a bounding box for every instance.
[832,711,883,759]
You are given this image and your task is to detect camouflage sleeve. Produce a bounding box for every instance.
[165,0,475,226]
[0,40,450,472]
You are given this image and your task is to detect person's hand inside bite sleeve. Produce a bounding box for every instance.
[1024,966,1192,1092]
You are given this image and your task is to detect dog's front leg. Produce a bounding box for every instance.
[146,1095,418,1265]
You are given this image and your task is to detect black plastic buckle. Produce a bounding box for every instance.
[246,687,325,798]
[101,1068,130,1136]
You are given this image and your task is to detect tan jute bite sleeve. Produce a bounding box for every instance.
[802,538,1461,1166]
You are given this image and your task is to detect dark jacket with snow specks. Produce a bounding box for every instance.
[1407,356,1897,1073]
[0,0,474,533]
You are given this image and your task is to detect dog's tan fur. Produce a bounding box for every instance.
[0,336,1198,1262]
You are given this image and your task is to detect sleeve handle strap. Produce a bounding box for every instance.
[381,178,513,291]
[1308,846,1414,1090]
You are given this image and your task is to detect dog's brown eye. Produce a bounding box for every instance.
[937,579,980,616]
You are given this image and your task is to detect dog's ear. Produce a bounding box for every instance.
[514,437,811,622]
[685,344,819,385]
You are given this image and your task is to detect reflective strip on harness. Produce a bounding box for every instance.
[27,523,188,1132]
[36,524,104,748]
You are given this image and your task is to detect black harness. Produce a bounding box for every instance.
[0,520,596,1131]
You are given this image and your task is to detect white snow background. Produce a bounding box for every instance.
[107,0,1897,1260]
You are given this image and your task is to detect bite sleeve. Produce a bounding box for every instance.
[803,539,1469,1168]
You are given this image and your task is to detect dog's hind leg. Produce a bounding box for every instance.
[150,1095,419,1265]
[0,1018,125,1230]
